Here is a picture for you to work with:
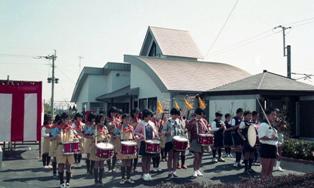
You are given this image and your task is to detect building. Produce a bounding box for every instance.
[204,70,314,138]
[71,62,130,112]
[71,26,249,116]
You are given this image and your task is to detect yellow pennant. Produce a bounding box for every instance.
[174,100,180,110]
[184,98,193,110]
[157,100,164,114]
[198,97,206,110]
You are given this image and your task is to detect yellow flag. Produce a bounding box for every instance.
[157,100,164,114]
[174,100,180,110]
[198,97,206,110]
[184,98,193,110]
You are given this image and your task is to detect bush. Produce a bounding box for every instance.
[154,174,314,188]
[282,139,314,161]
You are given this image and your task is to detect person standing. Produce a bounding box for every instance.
[72,113,84,165]
[42,114,52,169]
[130,109,141,172]
[211,112,226,162]
[56,113,77,188]
[134,109,159,181]
[238,111,255,174]
[231,108,244,167]
[187,108,210,177]
[116,114,136,184]
[49,115,61,177]
[162,108,185,178]
[258,108,278,180]
[90,114,111,185]
[83,113,96,175]
[223,113,233,158]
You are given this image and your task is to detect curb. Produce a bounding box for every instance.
[281,156,314,165]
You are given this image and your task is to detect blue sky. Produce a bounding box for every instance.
[0,0,313,103]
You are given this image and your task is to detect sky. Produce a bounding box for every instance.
[0,0,314,103]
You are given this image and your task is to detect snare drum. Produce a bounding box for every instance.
[145,140,161,154]
[63,141,80,155]
[96,142,114,159]
[173,136,188,151]
[198,134,214,146]
[121,141,137,155]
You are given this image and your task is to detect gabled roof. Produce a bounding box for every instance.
[71,62,130,102]
[124,55,250,93]
[207,70,314,93]
[140,26,203,59]
[71,67,104,102]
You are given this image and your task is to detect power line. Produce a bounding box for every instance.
[205,0,240,57]
[289,16,314,26]
[0,53,37,58]
[209,31,276,57]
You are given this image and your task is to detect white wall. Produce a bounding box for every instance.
[106,70,130,93]
[130,63,170,105]
[76,77,89,112]
[207,95,257,121]
[87,75,107,101]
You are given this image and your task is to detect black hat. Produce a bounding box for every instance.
[74,113,83,119]
[236,108,243,114]
[170,108,180,116]
[60,112,68,120]
[142,109,153,118]
[215,111,223,117]
[194,108,204,115]
[243,110,252,116]
[87,113,96,122]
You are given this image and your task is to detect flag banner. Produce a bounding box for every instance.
[0,81,42,142]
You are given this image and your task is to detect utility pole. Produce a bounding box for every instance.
[37,50,57,117]
[274,25,292,78]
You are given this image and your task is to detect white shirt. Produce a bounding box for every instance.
[239,121,246,129]
[41,127,50,138]
[231,119,236,127]
[211,120,224,132]
[258,122,278,146]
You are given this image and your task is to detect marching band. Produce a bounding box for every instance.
[41,105,283,188]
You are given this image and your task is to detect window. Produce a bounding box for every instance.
[148,97,157,112]
[148,42,157,56]
[139,98,148,111]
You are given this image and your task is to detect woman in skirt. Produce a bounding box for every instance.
[162,108,185,178]
[56,113,77,188]
[49,114,61,177]
[116,114,136,184]
[134,109,159,181]
[211,112,226,162]
[238,111,255,174]
[258,108,278,180]
[83,113,96,175]
[90,114,111,185]
[224,113,233,157]
[187,108,210,177]
[42,114,52,168]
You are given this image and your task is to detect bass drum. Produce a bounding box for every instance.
[248,125,257,147]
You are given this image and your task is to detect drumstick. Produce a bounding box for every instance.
[95,124,97,145]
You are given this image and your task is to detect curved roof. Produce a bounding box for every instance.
[124,55,250,93]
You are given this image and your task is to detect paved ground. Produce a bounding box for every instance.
[1,145,314,188]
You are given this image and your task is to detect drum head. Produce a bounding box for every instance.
[96,142,114,150]
[145,140,160,144]
[173,136,188,142]
[121,141,137,146]
[248,125,257,147]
